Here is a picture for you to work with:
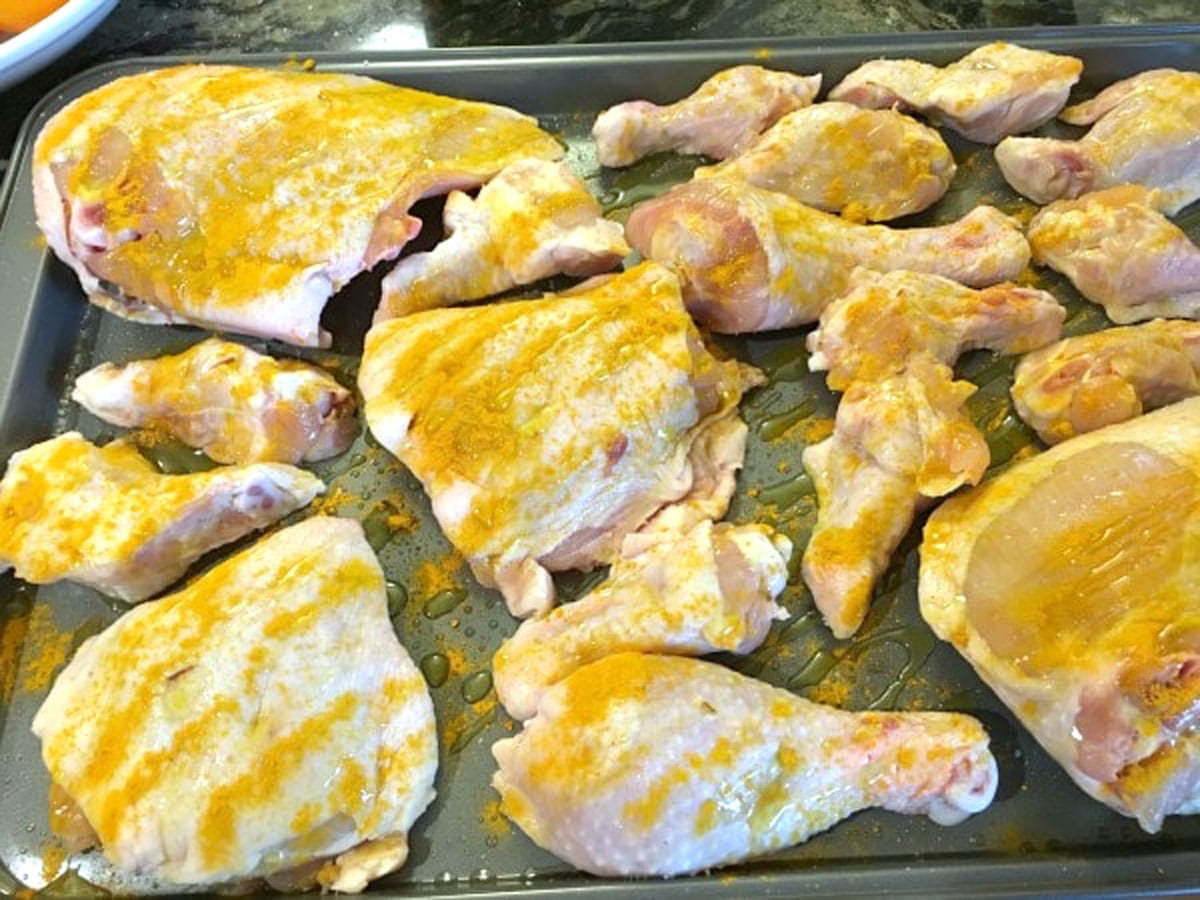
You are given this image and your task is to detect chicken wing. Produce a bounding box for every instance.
[33,65,562,347]
[493,653,997,877]
[592,65,821,167]
[493,520,791,720]
[626,178,1030,333]
[1012,319,1200,444]
[808,269,1064,391]
[996,70,1200,213]
[829,42,1082,144]
[697,102,956,221]
[32,517,437,890]
[1025,185,1200,323]
[920,398,1200,832]
[803,358,989,639]
[72,338,356,465]
[0,432,323,602]
[375,160,629,321]
[358,263,761,619]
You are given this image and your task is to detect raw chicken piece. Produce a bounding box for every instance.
[592,65,821,167]
[375,160,629,322]
[996,70,1200,213]
[33,65,561,347]
[32,517,437,889]
[493,520,791,720]
[828,42,1082,144]
[808,269,1064,391]
[803,358,988,639]
[492,652,997,877]
[1012,319,1200,444]
[626,178,1030,333]
[72,338,356,465]
[358,263,761,618]
[1025,185,1200,323]
[696,102,956,222]
[0,432,323,602]
[919,398,1200,832]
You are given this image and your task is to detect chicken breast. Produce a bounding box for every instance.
[920,398,1200,832]
[375,159,629,321]
[626,178,1030,333]
[358,263,761,618]
[0,432,323,602]
[33,65,562,347]
[696,102,956,222]
[493,520,791,721]
[72,338,357,464]
[592,65,821,167]
[808,268,1064,391]
[829,42,1082,143]
[803,358,989,639]
[996,70,1200,213]
[1025,185,1200,323]
[1012,320,1200,444]
[31,517,437,890]
[492,653,997,877]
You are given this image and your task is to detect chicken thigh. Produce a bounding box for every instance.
[829,42,1082,144]
[996,70,1200,213]
[493,653,997,877]
[72,338,356,465]
[808,269,1064,391]
[920,398,1200,832]
[33,65,561,347]
[1012,319,1200,444]
[0,432,323,602]
[358,263,761,618]
[493,520,791,721]
[375,160,629,321]
[32,517,437,890]
[626,178,1030,333]
[592,65,821,167]
[1026,185,1200,323]
[695,102,956,221]
[803,358,989,639]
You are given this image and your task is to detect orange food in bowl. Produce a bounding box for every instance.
[0,0,69,33]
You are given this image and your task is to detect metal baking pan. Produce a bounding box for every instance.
[2,24,1199,898]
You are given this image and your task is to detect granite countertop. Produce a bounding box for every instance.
[1,0,1195,163]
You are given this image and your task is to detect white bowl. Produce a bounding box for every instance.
[0,0,119,92]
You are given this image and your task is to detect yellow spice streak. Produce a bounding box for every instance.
[623,765,689,830]
[694,798,719,836]
[0,607,30,707]
[19,604,73,693]
[93,696,240,844]
[198,692,359,869]
[40,839,67,885]
[261,557,379,639]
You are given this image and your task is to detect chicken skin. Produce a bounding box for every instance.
[493,520,791,721]
[33,65,561,347]
[375,160,629,321]
[695,102,955,222]
[1012,319,1200,444]
[829,42,1082,144]
[592,65,821,167]
[72,338,356,465]
[492,653,998,877]
[359,263,761,619]
[996,70,1200,213]
[32,517,438,890]
[803,358,989,639]
[0,432,323,602]
[920,398,1200,832]
[808,269,1064,391]
[1026,185,1200,323]
[626,178,1030,333]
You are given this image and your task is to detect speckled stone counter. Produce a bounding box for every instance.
[1,0,1196,162]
